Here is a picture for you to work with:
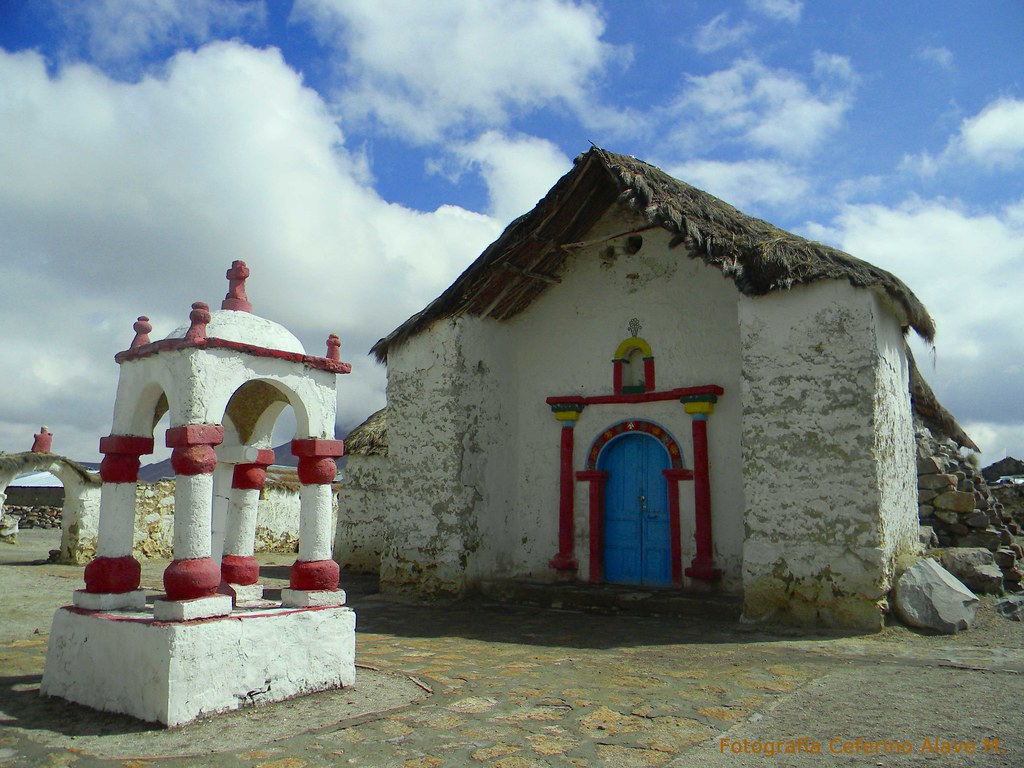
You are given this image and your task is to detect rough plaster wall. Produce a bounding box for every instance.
[59,485,101,564]
[380,319,502,595]
[738,281,915,630]
[335,456,391,572]
[870,297,919,567]
[380,208,746,594]
[447,318,516,584]
[255,485,307,553]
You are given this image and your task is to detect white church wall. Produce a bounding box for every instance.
[738,280,918,630]
[500,219,746,588]
[378,318,510,594]
[335,455,391,572]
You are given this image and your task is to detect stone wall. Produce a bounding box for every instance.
[254,481,304,553]
[4,487,64,507]
[50,479,306,563]
[915,423,1023,592]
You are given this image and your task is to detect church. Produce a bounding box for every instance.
[339,147,931,630]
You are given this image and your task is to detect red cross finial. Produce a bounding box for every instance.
[130,316,152,349]
[326,334,341,361]
[184,301,211,342]
[222,260,252,312]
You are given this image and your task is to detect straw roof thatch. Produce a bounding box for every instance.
[372,147,935,362]
[344,408,388,457]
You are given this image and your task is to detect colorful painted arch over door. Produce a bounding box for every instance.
[547,383,723,587]
[585,418,684,470]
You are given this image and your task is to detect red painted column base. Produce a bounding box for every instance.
[290,559,340,591]
[548,552,579,577]
[84,556,141,594]
[163,557,221,600]
[221,554,260,586]
[549,421,578,580]
[684,562,723,580]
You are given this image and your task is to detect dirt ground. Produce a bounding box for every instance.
[2,529,1023,768]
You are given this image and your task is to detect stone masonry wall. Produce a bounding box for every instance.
[915,423,1023,593]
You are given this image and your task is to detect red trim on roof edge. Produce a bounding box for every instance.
[114,337,351,374]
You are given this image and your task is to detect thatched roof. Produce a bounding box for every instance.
[372,146,935,362]
[344,408,388,457]
[907,347,978,452]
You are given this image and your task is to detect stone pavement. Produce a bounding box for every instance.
[2,530,1023,767]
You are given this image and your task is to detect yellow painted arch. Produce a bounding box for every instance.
[614,336,652,360]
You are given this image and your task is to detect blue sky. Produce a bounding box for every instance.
[0,0,1022,466]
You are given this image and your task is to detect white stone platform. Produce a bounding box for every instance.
[40,604,356,727]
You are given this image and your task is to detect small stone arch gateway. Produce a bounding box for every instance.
[0,447,101,561]
[41,262,357,727]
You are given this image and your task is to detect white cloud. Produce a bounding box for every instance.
[0,44,503,459]
[804,196,1024,463]
[670,57,853,157]
[444,132,570,224]
[694,13,752,54]
[903,97,1024,174]
[962,421,1024,465]
[666,158,809,209]
[52,0,264,70]
[917,45,954,70]
[747,0,802,23]
[292,0,616,143]
[812,51,855,83]
[959,98,1024,169]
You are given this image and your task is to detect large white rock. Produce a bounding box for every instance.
[894,558,979,633]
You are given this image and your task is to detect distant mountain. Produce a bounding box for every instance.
[982,456,1024,483]
[137,442,345,482]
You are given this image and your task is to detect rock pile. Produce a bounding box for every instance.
[5,505,62,529]
[916,425,1023,593]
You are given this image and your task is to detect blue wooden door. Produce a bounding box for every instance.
[600,433,671,585]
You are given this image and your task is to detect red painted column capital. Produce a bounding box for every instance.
[232,448,275,489]
[166,425,224,476]
[292,438,344,485]
[98,434,155,484]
